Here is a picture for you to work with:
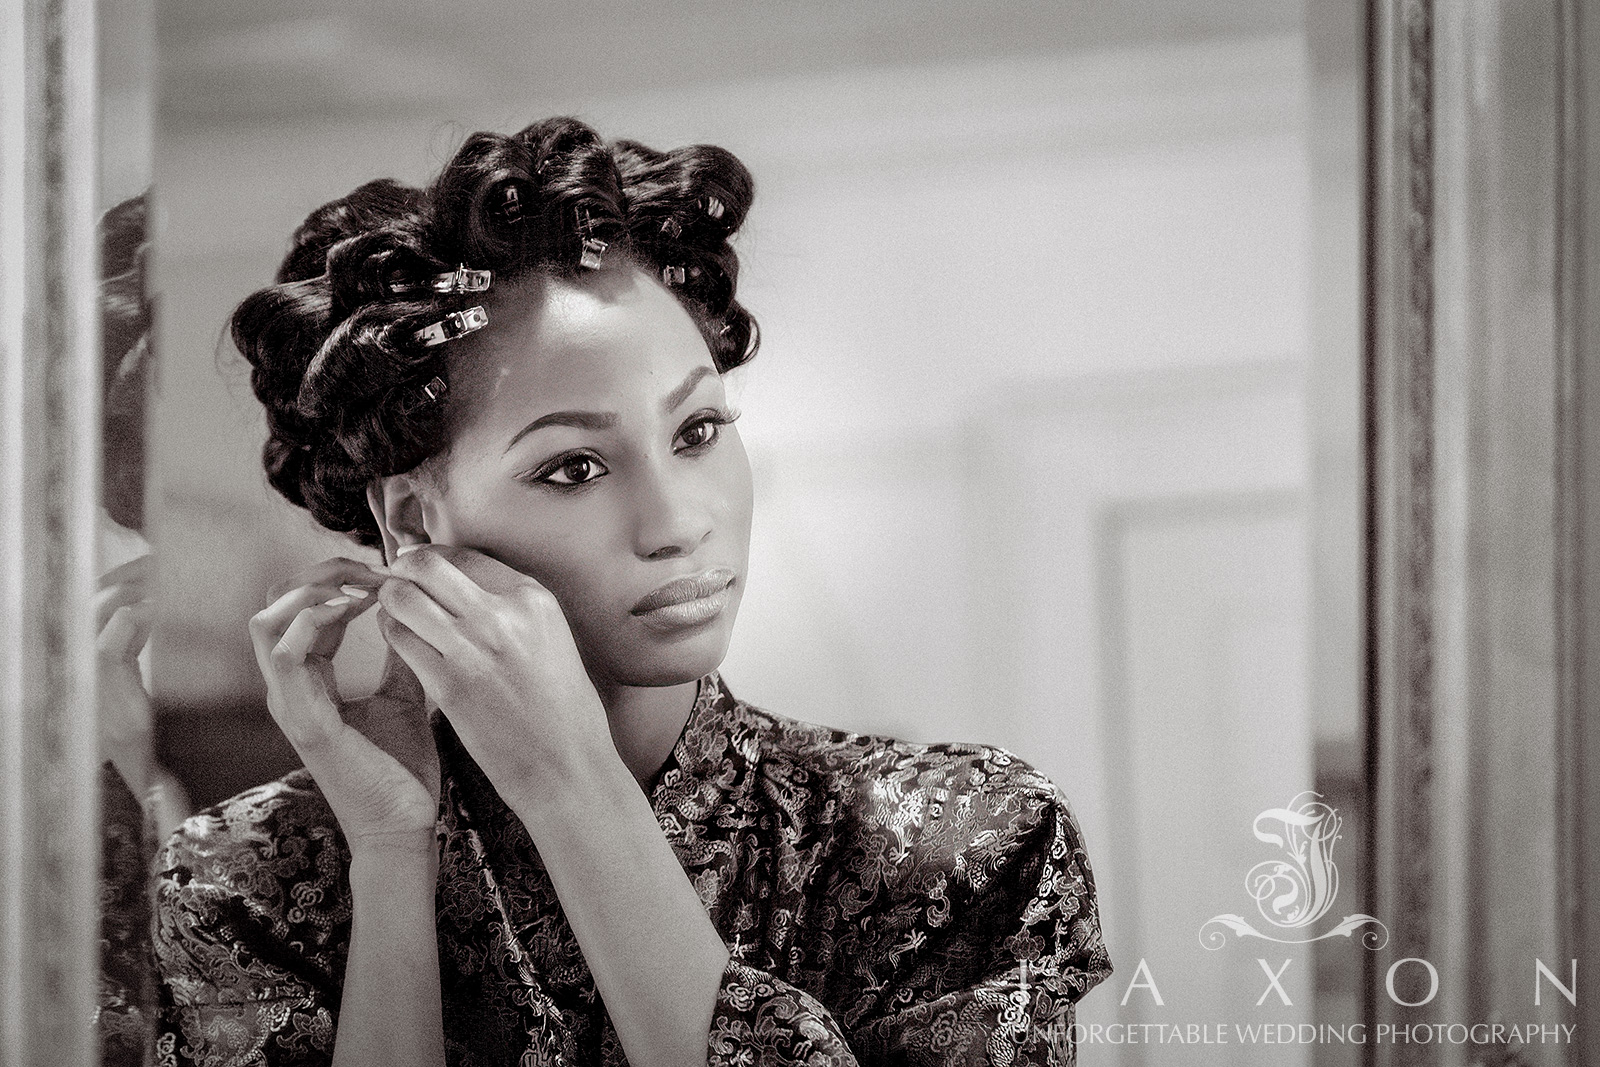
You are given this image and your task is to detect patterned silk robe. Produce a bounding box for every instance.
[154,674,1111,1066]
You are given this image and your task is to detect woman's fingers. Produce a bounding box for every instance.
[376,608,449,695]
[97,553,151,590]
[98,601,153,665]
[96,566,151,631]
[250,585,364,677]
[264,556,384,601]
[264,600,364,750]
[249,558,388,746]
[306,590,380,660]
[245,559,442,846]
[257,560,384,623]
[386,546,559,650]
[253,595,378,748]
[250,567,382,673]
[273,599,356,667]
[386,546,491,617]
[420,544,536,599]
[376,575,470,657]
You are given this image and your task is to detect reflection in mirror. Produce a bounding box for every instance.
[95,0,170,1062]
[94,193,159,1067]
[147,3,1363,1064]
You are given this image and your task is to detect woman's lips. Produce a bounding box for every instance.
[631,567,738,630]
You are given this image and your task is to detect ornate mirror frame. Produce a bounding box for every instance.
[1,1,1598,1064]
[1,0,103,1063]
[1367,2,1598,1065]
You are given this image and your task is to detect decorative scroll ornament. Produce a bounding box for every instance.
[1199,792,1389,950]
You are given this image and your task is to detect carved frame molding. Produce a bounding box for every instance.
[1558,2,1599,1065]
[0,0,103,1064]
[1368,2,1592,1065]
[1366,0,1437,1057]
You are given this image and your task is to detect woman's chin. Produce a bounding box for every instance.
[594,613,737,688]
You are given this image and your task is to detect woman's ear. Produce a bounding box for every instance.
[366,476,431,564]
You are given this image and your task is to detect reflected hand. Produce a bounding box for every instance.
[375,545,613,796]
[249,557,440,857]
[97,554,155,792]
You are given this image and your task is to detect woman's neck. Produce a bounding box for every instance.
[593,678,700,790]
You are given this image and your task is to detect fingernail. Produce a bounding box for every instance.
[395,543,422,557]
[339,585,372,599]
[325,595,353,607]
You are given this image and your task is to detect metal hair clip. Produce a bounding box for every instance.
[413,306,489,347]
[659,217,683,239]
[662,265,686,286]
[431,265,493,294]
[577,207,607,270]
[499,184,524,223]
[420,375,449,403]
[700,195,726,221]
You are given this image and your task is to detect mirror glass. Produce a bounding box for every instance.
[139,2,1366,1063]
[96,0,162,1060]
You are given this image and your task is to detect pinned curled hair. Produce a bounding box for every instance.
[101,193,153,531]
[232,117,759,547]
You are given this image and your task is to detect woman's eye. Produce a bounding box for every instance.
[536,454,608,486]
[675,409,738,453]
[678,420,718,450]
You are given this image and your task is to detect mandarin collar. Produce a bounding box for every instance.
[647,671,740,798]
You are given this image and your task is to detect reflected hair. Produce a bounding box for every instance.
[231,116,759,547]
[102,193,153,532]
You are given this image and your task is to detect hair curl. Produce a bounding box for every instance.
[232,117,759,547]
[101,193,153,531]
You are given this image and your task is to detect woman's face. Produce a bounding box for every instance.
[411,262,754,689]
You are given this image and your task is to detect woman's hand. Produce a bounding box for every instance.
[249,557,440,857]
[376,546,732,1067]
[374,545,614,796]
[97,554,155,793]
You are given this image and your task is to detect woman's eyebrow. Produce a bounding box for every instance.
[661,365,717,414]
[503,410,617,454]
[501,366,717,454]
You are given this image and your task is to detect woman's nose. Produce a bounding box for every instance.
[632,468,714,560]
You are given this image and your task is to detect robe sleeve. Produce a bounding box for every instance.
[100,761,159,1067]
[705,766,1111,1067]
[152,782,348,1067]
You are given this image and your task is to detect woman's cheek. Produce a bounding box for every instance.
[717,434,755,546]
[446,482,575,573]
[491,522,624,623]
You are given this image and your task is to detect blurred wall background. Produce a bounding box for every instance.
[149,2,1362,1063]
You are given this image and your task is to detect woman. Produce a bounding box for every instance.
[153,117,1111,1067]
[98,191,159,1067]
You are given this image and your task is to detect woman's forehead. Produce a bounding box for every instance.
[449,264,718,418]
